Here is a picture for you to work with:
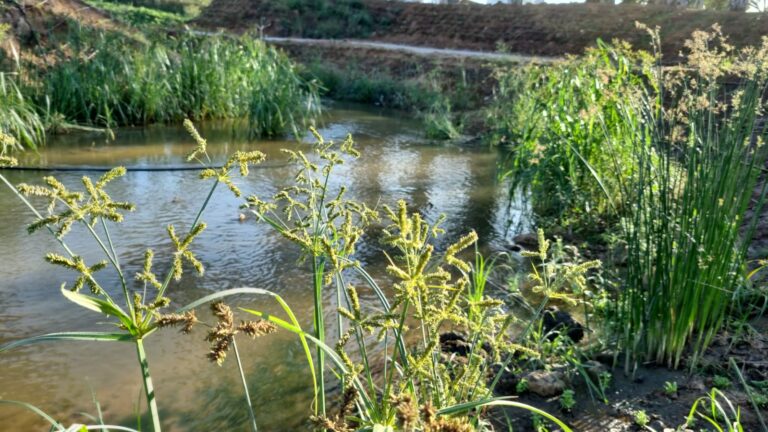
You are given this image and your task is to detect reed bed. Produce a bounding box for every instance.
[33,27,320,139]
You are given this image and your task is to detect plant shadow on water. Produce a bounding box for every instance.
[0,104,530,431]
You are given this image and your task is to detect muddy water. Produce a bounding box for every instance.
[0,104,529,431]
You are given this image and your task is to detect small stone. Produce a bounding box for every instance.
[513,232,538,249]
[440,331,471,357]
[583,360,608,383]
[522,370,567,397]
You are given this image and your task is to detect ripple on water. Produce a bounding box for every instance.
[0,104,529,431]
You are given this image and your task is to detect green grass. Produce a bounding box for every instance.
[611,28,768,370]
[486,40,653,230]
[86,0,188,26]
[37,27,320,137]
[0,73,45,152]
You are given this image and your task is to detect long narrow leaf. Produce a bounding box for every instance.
[1,332,132,352]
[60,287,134,333]
[0,400,64,430]
[438,399,573,432]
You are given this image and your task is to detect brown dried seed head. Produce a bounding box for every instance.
[211,301,234,328]
[237,320,277,338]
[155,310,198,333]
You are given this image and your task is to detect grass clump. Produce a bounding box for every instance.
[423,96,462,140]
[612,25,768,370]
[0,72,45,151]
[486,41,653,230]
[36,27,320,138]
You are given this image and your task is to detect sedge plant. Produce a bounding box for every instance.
[610,26,768,370]
[0,122,314,432]
[242,131,574,430]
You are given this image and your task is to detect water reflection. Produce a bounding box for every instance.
[0,104,529,431]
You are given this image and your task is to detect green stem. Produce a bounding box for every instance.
[135,338,161,432]
[82,220,130,313]
[156,179,218,300]
[100,218,132,315]
[312,255,326,416]
[233,338,258,432]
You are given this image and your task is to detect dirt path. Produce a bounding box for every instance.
[262,36,557,64]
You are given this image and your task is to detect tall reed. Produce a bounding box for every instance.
[487,41,653,229]
[611,26,768,369]
[0,72,46,151]
[38,27,320,137]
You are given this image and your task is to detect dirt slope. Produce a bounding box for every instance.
[194,0,768,58]
[1,0,121,62]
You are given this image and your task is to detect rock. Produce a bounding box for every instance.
[542,306,585,343]
[487,362,518,395]
[522,370,567,397]
[513,232,538,249]
[15,15,32,42]
[439,331,492,358]
[440,331,471,357]
[583,360,608,383]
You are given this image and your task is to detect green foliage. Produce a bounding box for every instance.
[0,73,46,151]
[0,120,277,432]
[714,375,732,390]
[633,410,649,427]
[599,371,612,392]
[487,41,654,229]
[423,96,462,140]
[245,130,571,430]
[559,389,576,412]
[664,381,678,396]
[95,0,209,17]
[516,378,529,394]
[612,27,768,370]
[86,0,189,26]
[521,229,602,307]
[37,27,320,137]
[685,388,744,432]
[306,62,444,111]
[272,0,378,39]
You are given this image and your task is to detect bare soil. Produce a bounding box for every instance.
[194,0,768,59]
[0,0,127,64]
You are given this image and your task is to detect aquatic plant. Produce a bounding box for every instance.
[612,25,768,370]
[38,27,320,137]
[0,123,303,432]
[0,73,46,151]
[423,96,462,140]
[0,126,573,431]
[487,40,653,230]
[242,130,573,430]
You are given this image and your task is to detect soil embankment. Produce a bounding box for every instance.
[194,0,768,58]
[0,0,125,63]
